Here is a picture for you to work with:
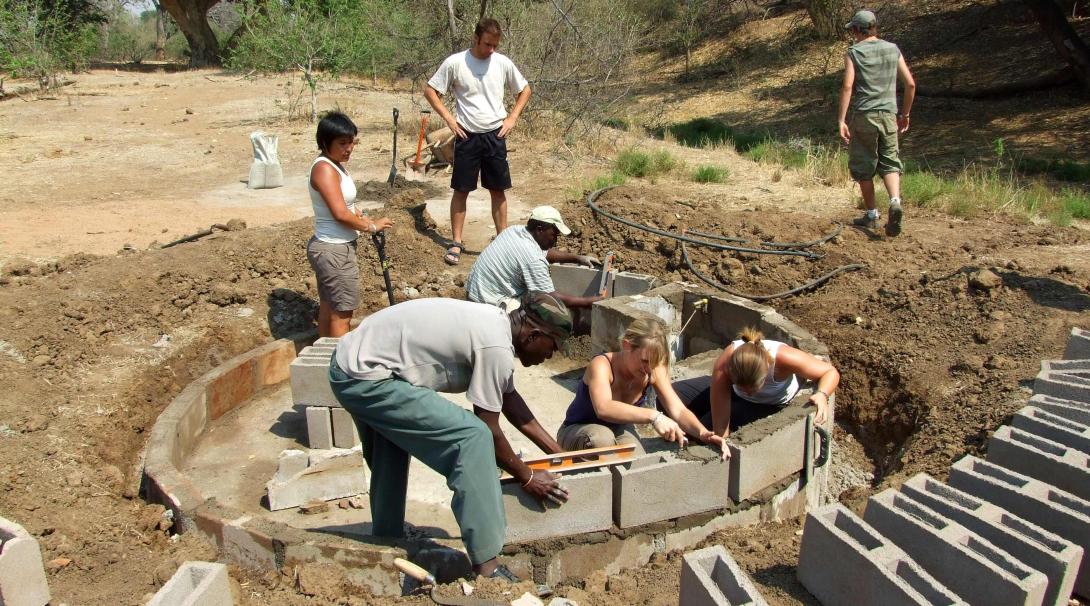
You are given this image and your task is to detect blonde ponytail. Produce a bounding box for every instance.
[729,327,771,389]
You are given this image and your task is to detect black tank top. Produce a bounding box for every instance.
[562,353,651,426]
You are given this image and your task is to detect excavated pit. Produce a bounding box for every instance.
[143,277,834,595]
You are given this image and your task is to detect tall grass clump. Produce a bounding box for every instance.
[692,165,729,183]
[655,118,766,152]
[614,148,683,179]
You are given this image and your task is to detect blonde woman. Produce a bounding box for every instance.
[673,327,839,456]
[557,317,725,456]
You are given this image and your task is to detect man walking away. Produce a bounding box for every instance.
[837,9,916,237]
[425,18,532,265]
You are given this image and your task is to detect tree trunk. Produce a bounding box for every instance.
[153,0,167,61]
[478,0,488,23]
[159,0,222,67]
[1022,0,1090,94]
[803,0,849,39]
[446,0,458,53]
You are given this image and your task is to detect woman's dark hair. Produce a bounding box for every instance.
[316,112,357,152]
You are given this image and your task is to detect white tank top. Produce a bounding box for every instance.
[730,339,799,406]
[309,156,358,244]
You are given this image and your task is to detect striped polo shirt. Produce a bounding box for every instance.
[466,225,555,306]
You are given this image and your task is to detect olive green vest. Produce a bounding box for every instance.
[848,39,901,113]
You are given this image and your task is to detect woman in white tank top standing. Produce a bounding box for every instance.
[307,112,393,337]
[672,327,839,459]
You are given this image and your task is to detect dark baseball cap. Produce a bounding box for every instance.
[845,9,876,30]
[523,291,573,345]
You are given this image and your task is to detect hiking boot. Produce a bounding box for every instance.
[886,202,903,237]
[852,213,878,229]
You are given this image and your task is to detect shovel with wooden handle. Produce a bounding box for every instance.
[393,558,508,606]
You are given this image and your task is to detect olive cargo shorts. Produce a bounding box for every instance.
[848,111,903,181]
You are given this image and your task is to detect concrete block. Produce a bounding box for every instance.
[680,545,768,606]
[273,449,309,482]
[862,489,1047,606]
[0,516,50,606]
[1035,367,1090,404]
[549,263,614,297]
[313,337,340,346]
[727,407,809,502]
[949,455,1090,597]
[502,468,612,545]
[1065,328,1090,360]
[297,345,335,359]
[1031,393,1090,426]
[305,406,333,450]
[290,356,340,408]
[331,407,360,448]
[987,424,1090,502]
[902,473,1082,606]
[611,446,730,528]
[266,447,367,510]
[147,561,232,606]
[797,504,965,606]
[612,271,657,297]
[1012,405,1090,455]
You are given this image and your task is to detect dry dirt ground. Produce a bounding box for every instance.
[3,22,1090,606]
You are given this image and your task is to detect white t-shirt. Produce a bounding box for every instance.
[428,50,529,134]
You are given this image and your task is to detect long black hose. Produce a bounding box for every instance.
[680,239,865,302]
[587,186,822,259]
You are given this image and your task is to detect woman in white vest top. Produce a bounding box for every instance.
[307,112,393,337]
[672,327,839,459]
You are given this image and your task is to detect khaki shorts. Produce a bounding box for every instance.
[306,237,359,312]
[848,111,903,181]
[557,422,645,454]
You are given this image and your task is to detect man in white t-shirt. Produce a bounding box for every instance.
[424,18,531,266]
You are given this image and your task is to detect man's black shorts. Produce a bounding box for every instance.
[451,129,511,193]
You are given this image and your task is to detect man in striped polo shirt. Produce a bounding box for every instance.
[837,9,916,237]
[466,205,603,310]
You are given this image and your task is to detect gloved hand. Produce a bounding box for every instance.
[575,255,601,268]
[651,412,687,447]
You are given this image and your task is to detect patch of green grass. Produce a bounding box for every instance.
[601,117,630,131]
[692,165,729,183]
[900,171,951,208]
[587,171,627,191]
[654,117,767,152]
[1017,156,1090,183]
[743,140,807,169]
[614,148,682,179]
[1060,188,1090,219]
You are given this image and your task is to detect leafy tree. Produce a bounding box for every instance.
[158,0,221,67]
[229,0,384,121]
[0,0,101,87]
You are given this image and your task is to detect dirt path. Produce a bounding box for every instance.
[2,67,1090,606]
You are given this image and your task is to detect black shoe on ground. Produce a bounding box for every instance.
[886,203,903,237]
[852,213,878,229]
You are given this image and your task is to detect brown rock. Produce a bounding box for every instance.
[969,269,1002,291]
[300,500,329,514]
[584,569,607,593]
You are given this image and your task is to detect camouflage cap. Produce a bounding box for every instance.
[523,291,573,344]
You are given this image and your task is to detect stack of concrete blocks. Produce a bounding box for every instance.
[797,504,965,605]
[289,337,360,450]
[147,561,233,606]
[548,264,656,335]
[796,327,1090,606]
[0,516,50,606]
[680,545,768,606]
[266,447,368,511]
